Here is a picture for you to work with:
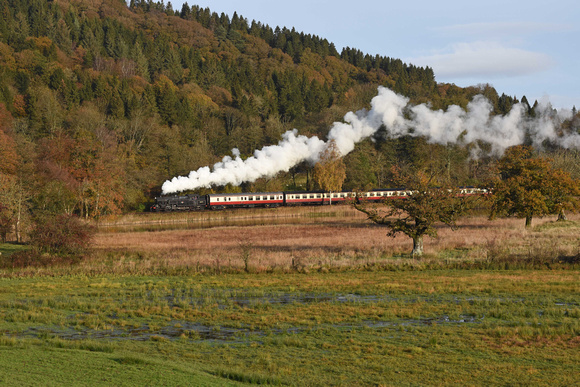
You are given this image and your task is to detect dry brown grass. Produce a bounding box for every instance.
[92,208,580,273]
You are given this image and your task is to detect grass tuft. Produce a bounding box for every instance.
[214,367,283,385]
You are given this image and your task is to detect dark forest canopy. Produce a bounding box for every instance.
[0,0,577,232]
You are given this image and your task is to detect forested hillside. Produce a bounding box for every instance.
[0,0,578,238]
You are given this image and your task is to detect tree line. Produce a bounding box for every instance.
[0,0,578,252]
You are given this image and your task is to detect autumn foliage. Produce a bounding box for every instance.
[354,168,476,257]
[29,213,95,256]
[313,140,346,195]
[489,145,580,227]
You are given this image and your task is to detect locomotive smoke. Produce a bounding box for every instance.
[161,86,579,194]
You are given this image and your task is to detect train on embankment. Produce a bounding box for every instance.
[151,187,487,212]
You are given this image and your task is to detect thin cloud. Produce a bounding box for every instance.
[410,41,554,79]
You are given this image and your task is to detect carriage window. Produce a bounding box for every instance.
[249,196,254,201]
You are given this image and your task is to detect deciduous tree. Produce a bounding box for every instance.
[353,169,475,257]
[489,145,580,227]
[313,140,346,203]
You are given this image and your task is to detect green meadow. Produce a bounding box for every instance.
[0,269,578,386]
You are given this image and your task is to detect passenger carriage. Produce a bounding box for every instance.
[208,192,284,210]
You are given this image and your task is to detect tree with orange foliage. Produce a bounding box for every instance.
[353,168,475,257]
[489,145,580,227]
[313,140,346,204]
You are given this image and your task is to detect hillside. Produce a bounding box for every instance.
[0,0,578,231]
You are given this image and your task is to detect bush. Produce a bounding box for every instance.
[0,249,84,269]
[29,214,95,256]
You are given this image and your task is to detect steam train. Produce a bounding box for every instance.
[151,187,486,212]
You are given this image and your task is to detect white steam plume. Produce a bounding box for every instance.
[162,86,579,194]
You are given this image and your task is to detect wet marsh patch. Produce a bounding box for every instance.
[0,270,579,385]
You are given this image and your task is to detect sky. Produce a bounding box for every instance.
[166,0,579,110]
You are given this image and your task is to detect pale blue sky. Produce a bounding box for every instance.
[168,0,579,109]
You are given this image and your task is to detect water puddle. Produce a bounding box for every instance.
[5,293,573,344]
[17,322,261,343]
[159,291,404,309]
[365,315,483,328]
[159,291,538,310]
[13,314,485,344]
[97,210,357,233]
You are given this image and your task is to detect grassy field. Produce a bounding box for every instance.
[0,210,578,385]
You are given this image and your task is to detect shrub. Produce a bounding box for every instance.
[29,214,95,256]
[0,249,86,269]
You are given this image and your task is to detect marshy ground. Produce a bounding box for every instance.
[0,208,578,385]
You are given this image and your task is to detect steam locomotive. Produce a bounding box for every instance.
[151,187,486,212]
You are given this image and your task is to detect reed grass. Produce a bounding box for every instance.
[83,213,579,276]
